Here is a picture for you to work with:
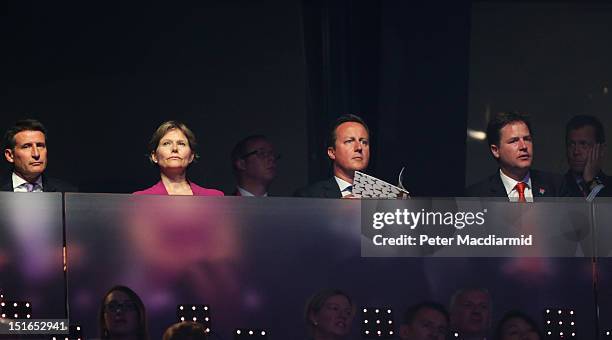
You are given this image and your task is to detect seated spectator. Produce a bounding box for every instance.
[2,118,77,192]
[494,311,542,340]
[304,288,355,340]
[449,288,491,340]
[134,121,223,196]
[230,135,279,196]
[99,285,150,340]
[399,301,449,340]
[162,322,208,340]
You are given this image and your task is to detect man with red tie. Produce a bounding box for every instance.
[465,112,565,201]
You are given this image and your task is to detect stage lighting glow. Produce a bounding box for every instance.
[180,317,185,321]
[364,320,368,324]
[13,303,17,307]
[377,330,381,335]
[546,309,550,314]
[180,306,184,310]
[375,309,379,313]
[376,320,380,324]
[205,328,210,333]
[249,330,253,335]
[192,317,197,322]
[25,303,29,307]
[26,314,30,318]
[236,330,241,335]
[77,326,81,331]
[365,330,370,335]
[558,310,562,314]
[261,331,266,336]
[363,308,367,313]
[387,309,391,314]
[192,306,196,311]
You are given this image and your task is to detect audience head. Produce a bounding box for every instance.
[449,288,491,339]
[494,311,542,340]
[99,285,149,340]
[231,135,278,193]
[305,288,355,340]
[148,121,198,175]
[3,119,48,182]
[162,322,208,340]
[486,112,533,180]
[399,301,449,340]
[565,114,606,174]
[327,114,370,182]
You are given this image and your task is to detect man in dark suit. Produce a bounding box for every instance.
[564,115,611,199]
[229,135,278,197]
[466,112,564,200]
[295,114,370,198]
[1,119,76,192]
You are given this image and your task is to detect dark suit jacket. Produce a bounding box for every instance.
[465,169,566,199]
[294,177,341,198]
[564,171,612,198]
[0,174,78,192]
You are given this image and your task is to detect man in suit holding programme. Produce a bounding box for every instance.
[295,114,370,198]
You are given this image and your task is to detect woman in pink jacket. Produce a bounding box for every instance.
[134,121,223,196]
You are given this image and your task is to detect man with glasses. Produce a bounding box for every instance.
[295,114,370,198]
[230,135,279,196]
[564,115,611,198]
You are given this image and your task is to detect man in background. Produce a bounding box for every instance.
[399,301,449,340]
[564,114,610,199]
[230,135,278,196]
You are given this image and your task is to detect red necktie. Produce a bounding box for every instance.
[515,182,527,202]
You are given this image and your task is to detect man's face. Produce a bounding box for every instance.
[490,121,532,176]
[4,130,48,182]
[566,126,597,174]
[450,290,490,336]
[328,122,370,179]
[400,307,448,340]
[239,138,278,184]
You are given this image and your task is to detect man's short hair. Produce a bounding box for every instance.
[402,301,449,325]
[3,119,47,150]
[565,114,605,144]
[486,112,532,147]
[162,322,208,340]
[327,114,370,148]
[230,134,268,172]
[493,310,543,340]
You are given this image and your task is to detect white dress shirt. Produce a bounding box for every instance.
[334,176,353,197]
[12,172,43,192]
[499,169,533,202]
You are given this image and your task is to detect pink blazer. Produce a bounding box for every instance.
[133,181,224,196]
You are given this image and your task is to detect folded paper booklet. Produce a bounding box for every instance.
[353,171,410,199]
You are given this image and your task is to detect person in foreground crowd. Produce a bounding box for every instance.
[494,311,542,340]
[399,301,449,340]
[99,285,150,340]
[564,114,611,198]
[1,119,77,192]
[305,288,355,340]
[230,135,279,196]
[449,288,491,340]
[134,121,223,196]
[295,114,370,198]
[465,112,565,201]
[162,322,208,340]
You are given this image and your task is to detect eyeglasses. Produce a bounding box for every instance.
[104,301,137,313]
[241,149,281,161]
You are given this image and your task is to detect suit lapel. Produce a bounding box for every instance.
[324,178,342,198]
[490,174,508,198]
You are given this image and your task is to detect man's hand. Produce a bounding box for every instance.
[583,143,606,182]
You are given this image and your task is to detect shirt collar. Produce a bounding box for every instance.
[334,176,353,192]
[12,172,43,191]
[499,169,531,195]
[237,186,268,197]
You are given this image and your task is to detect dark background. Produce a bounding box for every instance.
[0,0,471,196]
